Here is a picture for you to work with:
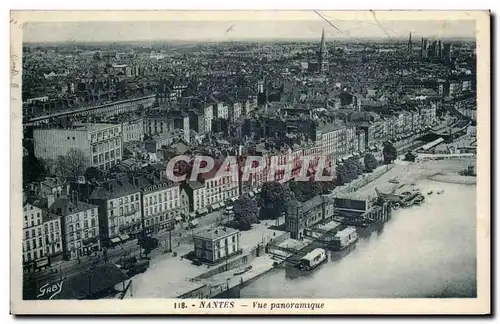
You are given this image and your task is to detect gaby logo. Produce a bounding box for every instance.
[37,280,64,300]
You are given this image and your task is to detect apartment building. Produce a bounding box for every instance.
[34,123,122,171]
[86,179,142,246]
[48,198,100,260]
[198,164,239,208]
[181,181,207,214]
[121,118,144,143]
[22,201,46,266]
[133,176,181,234]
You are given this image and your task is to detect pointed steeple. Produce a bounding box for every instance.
[320,28,327,55]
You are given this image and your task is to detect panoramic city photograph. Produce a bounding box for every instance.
[16,11,481,306]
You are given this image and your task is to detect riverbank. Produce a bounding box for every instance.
[429,173,477,185]
[241,178,477,298]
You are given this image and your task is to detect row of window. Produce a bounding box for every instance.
[68,218,96,233]
[91,139,120,153]
[92,149,121,164]
[90,127,120,141]
[216,245,237,259]
[23,211,41,220]
[68,229,97,242]
[109,203,140,217]
[144,201,179,217]
[67,210,95,223]
[144,191,179,207]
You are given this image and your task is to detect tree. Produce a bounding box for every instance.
[55,148,87,180]
[259,181,290,219]
[404,152,416,162]
[84,167,104,181]
[233,195,259,230]
[23,154,47,186]
[383,141,398,165]
[364,153,378,172]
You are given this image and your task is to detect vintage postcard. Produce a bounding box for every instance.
[10,10,490,315]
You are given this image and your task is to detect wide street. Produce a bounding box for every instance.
[23,208,227,288]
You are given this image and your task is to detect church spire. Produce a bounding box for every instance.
[320,28,327,55]
[318,28,329,74]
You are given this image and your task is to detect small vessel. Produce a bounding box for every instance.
[330,227,359,251]
[427,190,433,195]
[297,248,327,271]
[234,265,252,276]
[388,177,400,184]
[437,189,444,195]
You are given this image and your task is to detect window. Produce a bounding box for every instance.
[91,219,95,227]
[37,228,41,236]
[84,220,88,228]
[76,223,80,230]
[25,231,29,239]
[124,197,128,204]
[69,225,73,232]
[232,236,235,243]
[39,237,42,246]
[120,207,123,216]
[225,238,228,246]
[31,229,35,237]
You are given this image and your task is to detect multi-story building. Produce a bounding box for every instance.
[34,123,122,171]
[133,176,181,234]
[181,181,207,214]
[203,104,214,133]
[285,195,334,239]
[214,102,229,120]
[193,227,241,263]
[22,201,46,267]
[228,102,242,122]
[48,198,100,260]
[42,211,63,262]
[121,117,144,143]
[198,163,239,208]
[86,179,142,246]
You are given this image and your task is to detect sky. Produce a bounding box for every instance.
[23,19,476,43]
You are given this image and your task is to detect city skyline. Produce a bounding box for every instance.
[23,19,476,43]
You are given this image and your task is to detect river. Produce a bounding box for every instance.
[241,179,477,298]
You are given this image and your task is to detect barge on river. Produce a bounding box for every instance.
[330,227,359,251]
[297,248,327,271]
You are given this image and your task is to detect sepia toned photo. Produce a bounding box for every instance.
[10,10,490,314]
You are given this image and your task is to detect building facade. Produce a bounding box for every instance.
[285,195,334,239]
[193,227,240,263]
[48,198,100,260]
[34,123,123,171]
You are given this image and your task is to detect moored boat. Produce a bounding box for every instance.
[330,227,359,251]
[427,190,433,195]
[437,189,444,195]
[297,248,327,271]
